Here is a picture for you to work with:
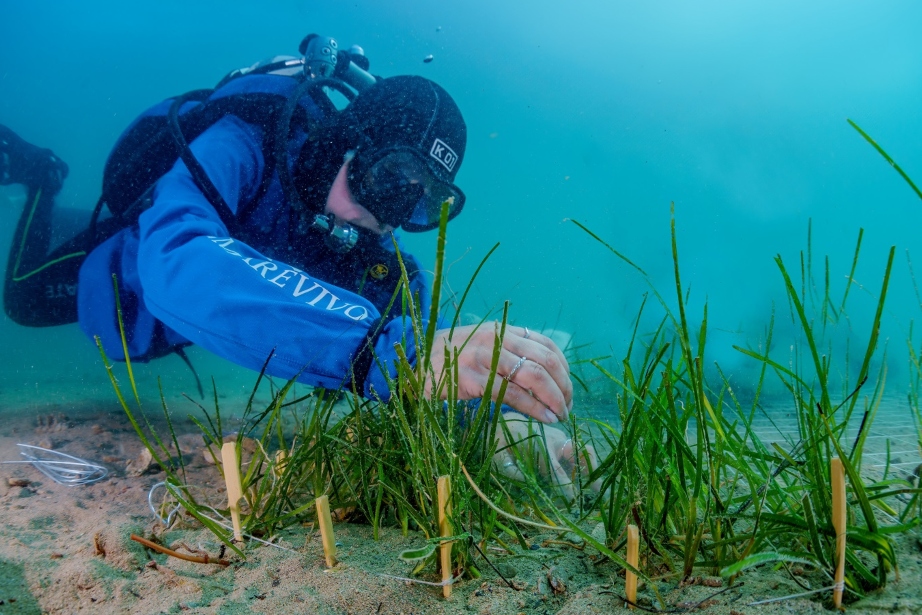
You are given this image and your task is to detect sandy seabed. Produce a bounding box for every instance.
[1,397,922,615]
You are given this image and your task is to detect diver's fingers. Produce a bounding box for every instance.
[435,324,571,421]
[495,359,569,422]
[504,331,573,417]
[452,339,561,422]
[508,326,569,374]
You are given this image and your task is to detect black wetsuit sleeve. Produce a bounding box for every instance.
[0,124,69,193]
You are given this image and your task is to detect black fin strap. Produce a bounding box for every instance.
[174,346,205,400]
[167,94,240,234]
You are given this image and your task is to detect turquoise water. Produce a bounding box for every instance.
[2,1,921,413]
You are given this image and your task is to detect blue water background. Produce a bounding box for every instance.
[1,1,921,414]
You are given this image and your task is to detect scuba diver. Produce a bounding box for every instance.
[1,35,578,464]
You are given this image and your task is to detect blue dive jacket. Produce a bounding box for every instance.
[78,74,430,400]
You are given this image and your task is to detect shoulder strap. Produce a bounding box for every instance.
[167,92,240,233]
[170,81,334,232]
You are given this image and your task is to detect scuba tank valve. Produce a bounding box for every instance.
[299,34,376,93]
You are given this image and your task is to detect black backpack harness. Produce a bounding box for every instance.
[88,60,356,248]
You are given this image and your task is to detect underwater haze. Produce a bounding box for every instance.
[1,0,921,408]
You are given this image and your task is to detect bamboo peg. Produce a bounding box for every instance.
[315,495,337,568]
[437,475,452,598]
[626,524,639,608]
[831,457,846,608]
[221,442,244,542]
[274,450,287,478]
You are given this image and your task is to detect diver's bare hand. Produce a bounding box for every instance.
[493,416,602,500]
[426,323,572,423]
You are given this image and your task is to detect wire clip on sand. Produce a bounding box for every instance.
[1,444,107,485]
[148,482,182,526]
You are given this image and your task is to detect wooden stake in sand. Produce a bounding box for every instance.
[831,457,846,608]
[626,524,639,608]
[274,450,288,478]
[437,475,452,598]
[315,495,337,568]
[221,442,244,542]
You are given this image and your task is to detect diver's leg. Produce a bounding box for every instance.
[3,185,89,327]
[2,125,81,326]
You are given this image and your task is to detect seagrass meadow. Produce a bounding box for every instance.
[3,205,922,612]
[15,132,912,613]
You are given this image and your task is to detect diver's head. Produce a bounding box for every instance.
[297,76,467,232]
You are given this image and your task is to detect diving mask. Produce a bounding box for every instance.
[347,147,465,232]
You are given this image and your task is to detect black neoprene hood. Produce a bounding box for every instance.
[293,75,467,230]
[342,75,467,185]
